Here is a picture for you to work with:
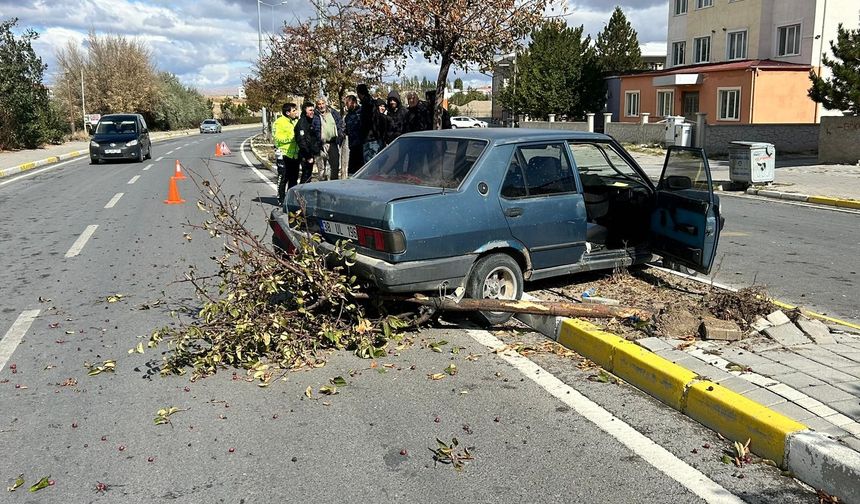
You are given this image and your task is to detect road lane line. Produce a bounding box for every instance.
[156,156,164,162]
[127,175,141,185]
[64,225,98,258]
[240,136,277,191]
[183,143,190,147]
[104,192,124,209]
[0,310,40,372]
[142,163,153,171]
[467,329,745,504]
[166,150,175,155]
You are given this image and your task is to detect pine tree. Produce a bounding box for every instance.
[453,77,463,90]
[809,17,860,115]
[595,6,643,74]
[499,20,605,120]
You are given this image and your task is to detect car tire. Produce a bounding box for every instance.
[136,147,144,163]
[90,158,100,165]
[145,145,152,160]
[465,253,523,327]
[451,125,457,129]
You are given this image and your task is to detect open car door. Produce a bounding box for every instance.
[650,146,723,275]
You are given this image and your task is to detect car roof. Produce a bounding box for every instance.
[400,128,611,145]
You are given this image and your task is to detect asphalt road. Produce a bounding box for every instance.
[0,130,816,502]
[711,195,860,324]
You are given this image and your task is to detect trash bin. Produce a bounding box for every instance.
[728,141,775,185]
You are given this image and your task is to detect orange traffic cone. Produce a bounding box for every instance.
[173,160,186,180]
[215,142,222,157]
[164,176,185,204]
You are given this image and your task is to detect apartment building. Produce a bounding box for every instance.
[617,0,858,125]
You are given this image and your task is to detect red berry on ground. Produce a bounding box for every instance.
[228,447,235,453]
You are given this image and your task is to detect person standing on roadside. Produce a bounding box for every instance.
[295,102,321,184]
[272,102,300,204]
[385,90,408,144]
[405,91,430,133]
[355,84,386,163]
[343,94,364,175]
[313,96,345,180]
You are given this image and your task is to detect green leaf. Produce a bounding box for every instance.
[319,385,337,395]
[720,454,733,465]
[330,376,347,386]
[28,476,50,493]
[7,474,24,492]
[444,363,457,376]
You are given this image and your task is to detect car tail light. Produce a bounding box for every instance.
[269,218,295,254]
[356,226,406,254]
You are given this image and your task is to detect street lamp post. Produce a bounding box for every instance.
[256,0,288,136]
[496,53,517,128]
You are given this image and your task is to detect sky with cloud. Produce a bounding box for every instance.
[0,0,670,95]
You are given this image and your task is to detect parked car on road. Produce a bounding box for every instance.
[89,114,151,164]
[450,116,488,128]
[271,129,723,324]
[200,119,222,133]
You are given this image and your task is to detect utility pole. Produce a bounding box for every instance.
[80,68,87,133]
[66,77,76,134]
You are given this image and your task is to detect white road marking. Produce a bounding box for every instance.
[467,329,745,504]
[127,175,140,185]
[240,136,277,190]
[183,143,190,147]
[155,156,164,162]
[64,224,98,258]
[0,310,40,372]
[0,157,85,187]
[174,146,182,151]
[166,150,175,155]
[142,163,153,171]
[104,192,124,209]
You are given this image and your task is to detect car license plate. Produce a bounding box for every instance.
[321,220,357,240]
[105,149,121,154]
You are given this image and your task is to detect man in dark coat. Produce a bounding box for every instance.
[405,91,430,133]
[343,94,363,175]
[385,90,408,144]
[295,102,321,184]
[357,84,384,163]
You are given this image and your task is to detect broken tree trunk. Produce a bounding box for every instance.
[365,293,650,320]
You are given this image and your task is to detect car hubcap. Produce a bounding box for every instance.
[482,266,517,300]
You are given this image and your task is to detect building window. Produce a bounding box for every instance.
[694,36,711,63]
[727,30,747,60]
[718,88,741,121]
[674,0,688,15]
[625,91,640,117]
[777,24,801,56]
[696,0,713,8]
[672,41,686,66]
[657,90,674,117]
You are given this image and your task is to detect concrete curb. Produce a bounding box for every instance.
[247,134,275,171]
[744,187,860,210]
[0,123,262,180]
[515,293,860,500]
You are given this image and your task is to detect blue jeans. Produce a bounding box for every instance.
[363,141,381,163]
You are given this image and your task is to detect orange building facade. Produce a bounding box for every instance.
[617,60,818,125]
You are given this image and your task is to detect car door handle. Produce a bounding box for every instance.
[504,207,523,218]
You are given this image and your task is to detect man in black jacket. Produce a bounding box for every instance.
[405,91,430,133]
[295,102,321,184]
[385,90,408,144]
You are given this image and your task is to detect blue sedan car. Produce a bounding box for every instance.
[270,129,723,325]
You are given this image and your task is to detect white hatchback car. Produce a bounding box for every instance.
[450,116,488,128]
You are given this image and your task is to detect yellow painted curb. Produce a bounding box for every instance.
[685,381,806,466]
[556,318,808,467]
[835,199,860,210]
[807,195,840,206]
[20,162,35,172]
[770,299,860,331]
[613,340,698,411]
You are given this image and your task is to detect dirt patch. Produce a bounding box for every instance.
[532,267,776,341]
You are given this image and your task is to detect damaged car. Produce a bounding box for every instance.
[270,129,723,325]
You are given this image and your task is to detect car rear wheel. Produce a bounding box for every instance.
[90,158,100,165]
[466,253,523,326]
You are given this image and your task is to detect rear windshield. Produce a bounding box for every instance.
[356,137,487,189]
[96,119,137,134]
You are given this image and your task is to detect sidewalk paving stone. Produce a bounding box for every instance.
[715,376,760,394]
[825,412,857,428]
[815,367,860,384]
[796,318,836,344]
[772,371,827,391]
[838,366,860,380]
[746,360,795,376]
[828,399,860,421]
[792,345,859,369]
[841,436,860,453]
[763,323,810,346]
[636,337,672,353]
[834,381,860,396]
[802,416,850,438]
[758,349,825,373]
[799,384,856,404]
[742,387,787,407]
[771,401,817,422]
